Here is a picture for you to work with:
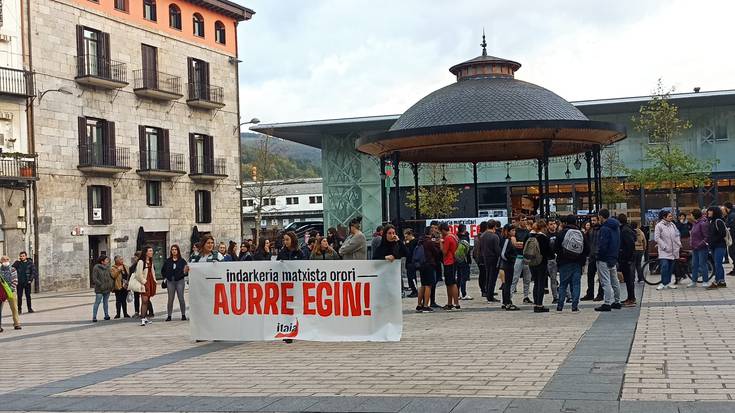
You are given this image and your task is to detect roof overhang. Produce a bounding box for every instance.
[185,0,255,21]
[356,120,626,163]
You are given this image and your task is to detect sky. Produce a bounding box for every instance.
[235,0,735,125]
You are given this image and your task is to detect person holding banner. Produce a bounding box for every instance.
[190,235,224,263]
[339,217,367,260]
[277,231,305,261]
[0,255,21,331]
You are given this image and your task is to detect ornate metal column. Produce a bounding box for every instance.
[411,162,420,220]
[537,158,544,218]
[391,152,401,231]
[585,150,593,213]
[543,141,551,217]
[380,156,387,223]
[593,144,603,212]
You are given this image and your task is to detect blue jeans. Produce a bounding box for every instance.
[93,292,110,320]
[713,246,726,283]
[558,263,582,310]
[660,259,674,286]
[691,248,709,283]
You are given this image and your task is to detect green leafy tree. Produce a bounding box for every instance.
[405,164,460,218]
[600,145,626,209]
[628,80,713,211]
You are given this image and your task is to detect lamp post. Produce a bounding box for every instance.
[238,117,261,240]
[505,162,512,219]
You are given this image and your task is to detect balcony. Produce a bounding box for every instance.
[189,156,227,182]
[136,150,186,179]
[186,83,225,109]
[77,145,131,175]
[0,67,34,97]
[0,154,38,186]
[75,55,128,89]
[133,70,183,101]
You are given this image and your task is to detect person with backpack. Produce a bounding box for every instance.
[473,221,488,297]
[415,227,442,313]
[618,214,637,306]
[554,215,589,312]
[456,224,473,300]
[480,220,502,303]
[499,224,520,311]
[707,206,728,289]
[689,209,711,288]
[595,209,622,311]
[526,220,553,312]
[511,218,532,304]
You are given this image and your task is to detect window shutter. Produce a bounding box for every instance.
[204,134,214,174]
[204,191,212,223]
[78,116,88,164]
[87,186,94,224]
[99,32,111,78]
[103,186,112,225]
[202,60,210,100]
[106,121,116,166]
[138,125,146,169]
[188,133,196,173]
[76,25,85,76]
[141,44,158,88]
[160,129,171,170]
[194,191,201,223]
[186,57,194,99]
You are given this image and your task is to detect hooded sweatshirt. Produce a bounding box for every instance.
[655,220,682,260]
[596,218,621,266]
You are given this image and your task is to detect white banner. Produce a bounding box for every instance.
[189,261,402,342]
[425,217,509,244]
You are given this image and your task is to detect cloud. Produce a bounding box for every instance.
[236,0,734,123]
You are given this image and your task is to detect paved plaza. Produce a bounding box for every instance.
[3,267,735,412]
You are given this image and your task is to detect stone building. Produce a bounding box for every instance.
[28,0,254,290]
[0,0,36,260]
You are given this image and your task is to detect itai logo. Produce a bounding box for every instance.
[274,320,299,339]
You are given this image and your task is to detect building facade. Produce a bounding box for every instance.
[0,0,36,260]
[253,90,735,235]
[241,178,323,238]
[29,0,253,290]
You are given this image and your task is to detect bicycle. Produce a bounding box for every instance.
[641,253,715,286]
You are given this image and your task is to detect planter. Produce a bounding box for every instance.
[19,166,33,177]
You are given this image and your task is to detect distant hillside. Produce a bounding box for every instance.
[240,132,322,180]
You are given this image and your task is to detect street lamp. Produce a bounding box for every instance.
[35,86,73,104]
[238,117,261,241]
[574,154,582,171]
[505,162,511,183]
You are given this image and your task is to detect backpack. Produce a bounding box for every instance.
[455,239,470,263]
[719,219,733,247]
[412,243,427,267]
[522,236,542,267]
[561,229,584,259]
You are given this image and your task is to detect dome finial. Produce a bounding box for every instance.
[481,28,487,56]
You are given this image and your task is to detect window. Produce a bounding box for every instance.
[87,185,112,225]
[114,0,128,11]
[195,190,211,223]
[309,196,323,204]
[193,13,205,37]
[78,116,116,166]
[263,198,276,206]
[146,181,161,206]
[168,4,181,29]
[283,219,290,226]
[187,57,210,100]
[189,133,212,174]
[244,199,254,207]
[139,126,170,170]
[286,196,299,205]
[214,21,226,44]
[143,0,157,21]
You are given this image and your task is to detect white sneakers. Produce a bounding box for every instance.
[656,283,678,291]
[687,281,697,288]
[702,282,711,288]
[460,295,474,300]
[140,318,151,326]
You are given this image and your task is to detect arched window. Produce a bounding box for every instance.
[143,0,157,21]
[193,13,205,37]
[214,21,226,44]
[169,4,181,29]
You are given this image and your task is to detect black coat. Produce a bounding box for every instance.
[372,239,407,260]
[161,257,188,281]
[554,225,590,267]
[277,248,304,261]
[619,224,636,263]
[252,250,271,261]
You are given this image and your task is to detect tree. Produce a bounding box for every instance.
[241,132,284,243]
[628,80,713,211]
[405,164,460,218]
[600,145,626,209]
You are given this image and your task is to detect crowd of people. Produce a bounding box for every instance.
[2,201,735,332]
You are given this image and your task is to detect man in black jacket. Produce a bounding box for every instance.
[581,217,601,301]
[12,251,37,313]
[481,221,501,303]
[725,202,735,274]
[554,215,589,311]
[618,214,637,306]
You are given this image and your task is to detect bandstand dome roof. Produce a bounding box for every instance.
[356,36,626,163]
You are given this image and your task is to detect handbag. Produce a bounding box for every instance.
[162,279,168,289]
[126,290,134,303]
[0,277,13,301]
